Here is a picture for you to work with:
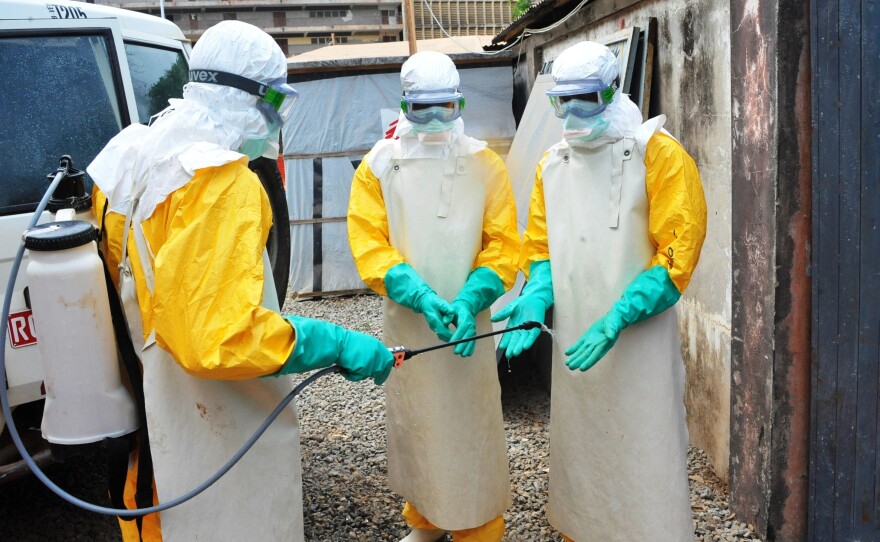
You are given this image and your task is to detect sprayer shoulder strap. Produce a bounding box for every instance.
[120,182,156,295]
[131,222,156,295]
[101,251,153,532]
[98,221,154,538]
[119,191,138,270]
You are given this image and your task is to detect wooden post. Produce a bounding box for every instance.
[403,0,417,55]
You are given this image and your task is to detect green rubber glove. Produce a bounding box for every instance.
[448,267,506,357]
[490,260,554,360]
[385,263,454,341]
[565,265,681,372]
[279,316,394,385]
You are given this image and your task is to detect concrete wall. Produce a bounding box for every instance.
[512,0,733,480]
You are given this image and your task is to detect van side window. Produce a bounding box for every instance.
[124,43,188,123]
[0,33,123,214]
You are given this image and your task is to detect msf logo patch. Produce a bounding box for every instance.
[7,309,37,348]
[46,3,88,19]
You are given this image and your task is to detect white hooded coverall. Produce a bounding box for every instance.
[88,21,304,542]
[347,116,519,537]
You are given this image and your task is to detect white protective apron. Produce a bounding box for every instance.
[117,191,304,542]
[378,139,511,530]
[541,132,692,541]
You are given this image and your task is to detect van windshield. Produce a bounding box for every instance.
[124,42,188,123]
[0,33,123,215]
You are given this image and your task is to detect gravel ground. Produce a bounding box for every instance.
[284,294,765,542]
[0,293,763,541]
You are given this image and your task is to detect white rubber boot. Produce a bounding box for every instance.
[400,527,447,542]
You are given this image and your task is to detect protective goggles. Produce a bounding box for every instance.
[188,69,298,129]
[400,88,465,124]
[546,78,616,119]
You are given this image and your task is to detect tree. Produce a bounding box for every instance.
[512,0,532,19]
[148,55,188,114]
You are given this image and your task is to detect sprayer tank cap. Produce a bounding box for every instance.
[23,220,97,251]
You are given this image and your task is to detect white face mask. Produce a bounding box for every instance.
[239,125,280,160]
[412,118,455,145]
[562,114,609,142]
[412,118,455,134]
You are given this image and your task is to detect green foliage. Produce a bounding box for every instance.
[148,55,188,114]
[512,0,532,19]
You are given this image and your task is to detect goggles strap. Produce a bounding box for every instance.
[188,69,285,109]
[404,87,458,98]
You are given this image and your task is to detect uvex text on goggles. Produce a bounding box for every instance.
[546,78,616,119]
[400,88,465,124]
[188,69,298,129]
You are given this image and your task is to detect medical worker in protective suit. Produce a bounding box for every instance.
[87,21,394,542]
[347,51,519,542]
[492,41,707,541]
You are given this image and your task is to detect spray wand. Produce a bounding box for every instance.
[0,157,548,519]
[388,320,545,368]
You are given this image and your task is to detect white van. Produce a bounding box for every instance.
[0,0,290,480]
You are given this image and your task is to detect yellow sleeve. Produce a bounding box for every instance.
[472,149,520,290]
[149,162,295,380]
[520,154,551,278]
[346,156,405,296]
[644,132,708,293]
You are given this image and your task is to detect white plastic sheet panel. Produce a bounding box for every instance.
[491,74,561,332]
[503,73,560,232]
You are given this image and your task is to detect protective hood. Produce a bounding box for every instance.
[547,41,646,147]
[549,41,618,92]
[400,50,462,102]
[88,21,289,221]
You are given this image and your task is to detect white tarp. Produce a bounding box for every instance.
[491,73,560,334]
[283,65,516,296]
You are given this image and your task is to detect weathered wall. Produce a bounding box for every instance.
[513,0,733,480]
[729,0,811,538]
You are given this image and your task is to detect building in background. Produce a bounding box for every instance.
[94,0,405,55]
[94,0,512,55]
[413,0,512,39]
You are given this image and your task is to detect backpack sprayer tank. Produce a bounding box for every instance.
[22,157,138,445]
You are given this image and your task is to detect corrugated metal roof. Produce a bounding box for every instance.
[490,0,581,46]
[287,36,513,72]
